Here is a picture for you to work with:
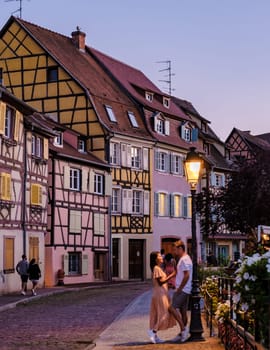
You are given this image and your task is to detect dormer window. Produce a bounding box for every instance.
[54,132,63,147]
[163,97,170,108]
[127,111,138,128]
[78,139,86,152]
[105,105,117,122]
[145,92,153,102]
[201,121,207,133]
[154,115,170,135]
[180,122,198,142]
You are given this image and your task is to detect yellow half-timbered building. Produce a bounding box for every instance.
[0,16,154,280]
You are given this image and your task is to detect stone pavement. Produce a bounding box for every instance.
[94,290,225,350]
[0,283,224,350]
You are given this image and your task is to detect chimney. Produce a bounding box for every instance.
[71,26,86,52]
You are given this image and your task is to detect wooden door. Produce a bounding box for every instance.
[112,238,119,277]
[129,239,144,280]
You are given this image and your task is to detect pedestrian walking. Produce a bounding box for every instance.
[16,254,29,295]
[147,251,183,344]
[28,258,41,296]
[170,239,193,343]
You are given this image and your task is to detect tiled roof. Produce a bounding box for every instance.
[90,47,190,121]
[207,144,233,171]
[172,96,222,143]
[12,17,153,142]
[50,139,110,168]
[236,129,270,151]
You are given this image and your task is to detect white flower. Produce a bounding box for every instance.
[249,275,257,281]
[267,264,270,273]
[245,285,250,291]
[233,293,241,304]
[235,276,242,284]
[243,272,249,280]
[241,303,249,312]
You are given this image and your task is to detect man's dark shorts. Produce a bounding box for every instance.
[172,290,190,313]
[21,275,28,283]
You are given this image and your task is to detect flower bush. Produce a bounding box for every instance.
[233,251,270,347]
[215,301,230,324]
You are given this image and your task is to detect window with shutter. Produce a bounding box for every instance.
[0,172,11,201]
[144,191,150,215]
[0,101,6,135]
[112,188,121,213]
[31,184,42,206]
[3,237,14,273]
[14,110,21,142]
[94,213,105,236]
[69,210,82,234]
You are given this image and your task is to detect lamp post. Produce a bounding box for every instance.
[184,147,204,341]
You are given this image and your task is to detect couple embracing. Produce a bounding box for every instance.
[148,240,192,344]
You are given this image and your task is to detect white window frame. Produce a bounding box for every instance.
[145,91,153,102]
[128,111,138,128]
[171,193,182,217]
[78,139,86,153]
[4,107,13,138]
[171,154,184,175]
[70,168,81,191]
[110,142,120,165]
[54,132,63,147]
[105,105,117,122]
[156,151,169,172]
[131,146,141,169]
[94,173,104,195]
[112,187,121,214]
[132,190,143,214]
[184,128,191,142]
[156,192,169,217]
[163,97,170,108]
[68,252,81,275]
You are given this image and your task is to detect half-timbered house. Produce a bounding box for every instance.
[90,48,203,259]
[0,85,55,293]
[46,122,111,286]
[0,17,154,281]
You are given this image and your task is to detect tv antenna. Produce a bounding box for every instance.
[156,60,175,95]
[5,0,29,19]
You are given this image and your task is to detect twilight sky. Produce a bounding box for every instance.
[1,0,269,141]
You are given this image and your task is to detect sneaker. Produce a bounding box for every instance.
[21,291,25,296]
[171,333,182,343]
[181,327,189,342]
[31,289,37,296]
[147,329,156,344]
[155,335,165,343]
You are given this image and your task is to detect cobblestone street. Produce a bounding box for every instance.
[0,282,151,350]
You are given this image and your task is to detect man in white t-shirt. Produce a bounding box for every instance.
[171,240,193,343]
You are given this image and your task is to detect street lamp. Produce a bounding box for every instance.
[184,147,204,341]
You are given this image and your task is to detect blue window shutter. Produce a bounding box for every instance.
[165,194,170,216]
[154,151,159,170]
[154,192,159,216]
[182,196,188,217]
[170,194,174,217]
[192,128,198,141]
[165,154,170,172]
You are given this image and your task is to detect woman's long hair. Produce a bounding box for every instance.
[150,251,160,272]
